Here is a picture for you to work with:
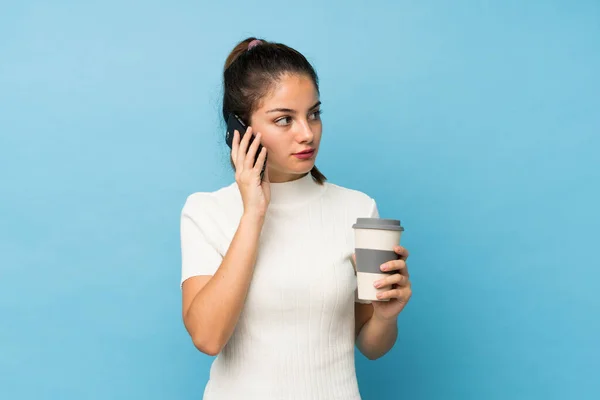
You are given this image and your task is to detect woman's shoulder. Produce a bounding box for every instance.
[323,181,376,208]
[181,181,241,218]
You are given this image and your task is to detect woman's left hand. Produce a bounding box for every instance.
[371,245,412,321]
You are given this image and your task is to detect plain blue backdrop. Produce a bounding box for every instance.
[1,1,599,399]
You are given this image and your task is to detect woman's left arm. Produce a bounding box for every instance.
[354,245,412,360]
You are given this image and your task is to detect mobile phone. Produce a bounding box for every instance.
[226,113,266,179]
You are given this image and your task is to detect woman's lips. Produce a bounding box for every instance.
[293,149,315,160]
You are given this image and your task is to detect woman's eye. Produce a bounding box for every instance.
[275,116,292,126]
[275,110,322,126]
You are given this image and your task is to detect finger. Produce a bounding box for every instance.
[236,126,253,167]
[231,130,240,164]
[394,245,409,259]
[373,273,408,289]
[376,285,412,302]
[262,163,270,183]
[380,259,407,273]
[254,145,267,173]
[245,132,262,169]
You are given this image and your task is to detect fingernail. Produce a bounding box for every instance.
[376,293,383,299]
[373,281,381,288]
[381,264,388,271]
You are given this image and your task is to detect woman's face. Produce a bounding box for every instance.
[249,73,322,183]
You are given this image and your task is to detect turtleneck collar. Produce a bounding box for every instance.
[268,172,327,208]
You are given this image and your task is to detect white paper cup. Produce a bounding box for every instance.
[352,218,404,302]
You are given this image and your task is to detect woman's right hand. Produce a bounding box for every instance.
[231,126,270,218]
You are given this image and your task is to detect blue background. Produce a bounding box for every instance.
[1,1,599,399]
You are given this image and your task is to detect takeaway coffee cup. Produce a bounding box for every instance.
[352,218,405,302]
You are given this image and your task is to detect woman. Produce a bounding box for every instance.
[180,37,412,399]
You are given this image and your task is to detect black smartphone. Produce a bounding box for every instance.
[226,113,266,179]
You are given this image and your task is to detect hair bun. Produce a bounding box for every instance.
[247,39,263,50]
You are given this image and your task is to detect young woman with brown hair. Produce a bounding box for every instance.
[180,37,412,399]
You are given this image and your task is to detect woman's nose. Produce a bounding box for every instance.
[296,121,314,143]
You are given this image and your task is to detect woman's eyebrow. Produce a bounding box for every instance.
[266,101,322,114]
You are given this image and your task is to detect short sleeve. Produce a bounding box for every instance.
[180,196,223,286]
[369,197,379,219]
[354,197,379,304]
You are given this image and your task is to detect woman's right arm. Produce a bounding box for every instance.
[182,211,264,356]
[181,127,270,356]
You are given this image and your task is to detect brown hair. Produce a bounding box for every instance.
[222,37,326,184]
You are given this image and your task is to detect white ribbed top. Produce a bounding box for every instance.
[180,173,378,400]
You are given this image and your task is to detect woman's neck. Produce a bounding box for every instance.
[267,169,309,183]
[267,171,325,208]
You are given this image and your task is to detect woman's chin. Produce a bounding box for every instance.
[281,160,317,174]
[294,163,316,175]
